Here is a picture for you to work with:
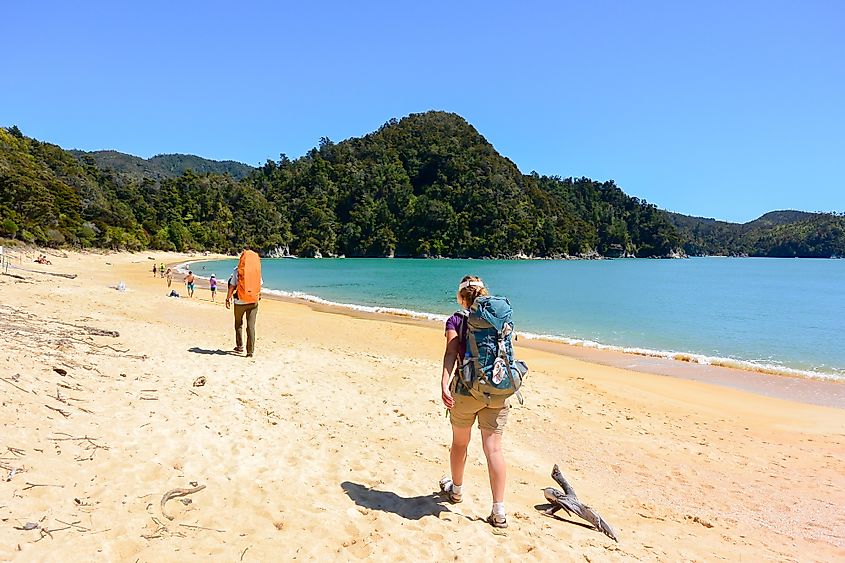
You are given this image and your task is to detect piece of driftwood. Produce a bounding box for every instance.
[22,482,65,491]
[44,404,70,418]
[179,523,225,532]
[75,326,119,338]
[542,464,618,542]
[51,320,119,338]
[12,266,77,279]
[0,378,31,394]
[161,484,206,520]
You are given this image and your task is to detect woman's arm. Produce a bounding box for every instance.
[441,329,460,409]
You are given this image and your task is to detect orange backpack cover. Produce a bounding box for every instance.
[237,250,261,304]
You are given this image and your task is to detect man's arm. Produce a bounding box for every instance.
[225,279,236,309]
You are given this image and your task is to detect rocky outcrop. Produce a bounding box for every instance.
[264,245,294,258]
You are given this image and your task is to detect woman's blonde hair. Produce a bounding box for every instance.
[458,275,488,307]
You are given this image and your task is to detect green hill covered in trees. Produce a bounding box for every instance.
[2,113,843,258]
[0,125,277,251]
[667,210,845,257]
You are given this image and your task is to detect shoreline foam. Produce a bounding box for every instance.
[179,258,845,387]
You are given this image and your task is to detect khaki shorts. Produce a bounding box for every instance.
[450,392,509,434]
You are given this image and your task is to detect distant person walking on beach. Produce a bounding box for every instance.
[185,271,196,298]
[209,274,218,302]
[160,263,165,278]
[226,248,262,357]
[166,268,173,288]
[152,264,157,277]
[439,275,525,529]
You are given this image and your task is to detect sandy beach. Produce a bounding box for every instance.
[1,249,843,561]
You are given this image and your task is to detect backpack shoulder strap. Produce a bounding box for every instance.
[453,309,469,344]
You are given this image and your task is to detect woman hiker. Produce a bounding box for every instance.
[439,275,510,529]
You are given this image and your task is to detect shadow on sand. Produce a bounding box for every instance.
[534,503,598,531]
[341,482,455,521]
[187,347,237,356]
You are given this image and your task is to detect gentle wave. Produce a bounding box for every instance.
[261,288,450,323]
[263,288,845,383]
[516,332,845,382]
[181,259,845,383]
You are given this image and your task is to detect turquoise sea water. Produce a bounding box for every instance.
[190,257,845,381]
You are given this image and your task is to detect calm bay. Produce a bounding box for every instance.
[192,256,845,381]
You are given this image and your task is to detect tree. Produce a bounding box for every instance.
[1,218,18,239]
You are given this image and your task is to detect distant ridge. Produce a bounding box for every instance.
[69,149,255,181]
[744,210,817,229]
[666,209,844,257]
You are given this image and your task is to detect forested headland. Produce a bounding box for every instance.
[1,112,843,258]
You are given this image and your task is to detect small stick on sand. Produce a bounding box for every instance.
[44,404,71,418]
[161,484,206,520]
[178,523,225,532]
[0,378,31,394]
[22,482,65,491]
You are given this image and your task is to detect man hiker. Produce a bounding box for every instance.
[225,248,262,357]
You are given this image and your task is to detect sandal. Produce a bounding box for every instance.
[486,513,508,529]
[438,477,462,503]
[234,346,244,353]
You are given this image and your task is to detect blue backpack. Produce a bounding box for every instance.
[458,296,529,404]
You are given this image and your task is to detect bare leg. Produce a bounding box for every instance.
[450,424,472,487]
[480,428,506,503]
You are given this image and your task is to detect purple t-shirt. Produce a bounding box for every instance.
[445,311,471,396]
[445,312,467,360]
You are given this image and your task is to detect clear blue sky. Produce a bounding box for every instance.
[2,1,842,222]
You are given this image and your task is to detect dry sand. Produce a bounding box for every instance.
[1,249,843,561]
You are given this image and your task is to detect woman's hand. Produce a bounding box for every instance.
[441,329,460,410]
[441,383,454,409]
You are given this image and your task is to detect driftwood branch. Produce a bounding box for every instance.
[44,404,70,418]
[38,271,77,280]
[179,523,226,532]
[551,464,577,496]
[22,482,65,491]
[161,484,206,520]
[0,378,31,394]
[55,519,90,532]
[543,464,618,542]
[51,320,119,337]
[47,434,109,461]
